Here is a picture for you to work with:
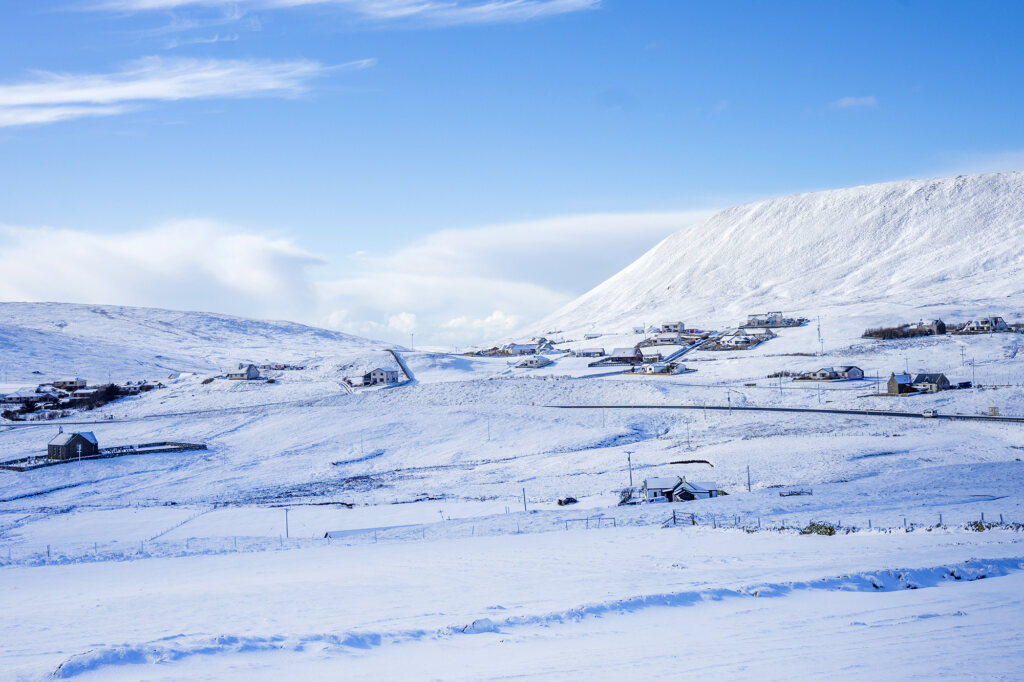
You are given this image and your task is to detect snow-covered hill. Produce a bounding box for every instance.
[0,302,383,383]
[529,172,1024,336]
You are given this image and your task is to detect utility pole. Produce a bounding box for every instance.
[410,332,414,350]
[522,488,527,512]
[284,508,290,539]
[817,316,823,355]
[625,450,634,488]
[747,465,751,493]
[972,358,976,387]
[686,419,691,450]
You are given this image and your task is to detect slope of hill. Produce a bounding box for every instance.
[0,302,382,383]
[529,172,1024,336]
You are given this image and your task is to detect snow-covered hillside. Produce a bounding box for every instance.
[0,302,383,382]
[529,172,1024,336]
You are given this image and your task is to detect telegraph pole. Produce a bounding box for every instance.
[284,508,290,539]
[625,450,634,488]
[747,465,751,493]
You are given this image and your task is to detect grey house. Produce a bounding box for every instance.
[227,364,261,380]
[48,431,99,460]
[912,373,950,393]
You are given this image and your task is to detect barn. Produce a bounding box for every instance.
[48,432,99,460]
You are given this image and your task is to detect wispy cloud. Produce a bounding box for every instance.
[830,95,878,110]
[93,0,600,27]
[0,209,709,346]
[0,56,371,127]
[165,33,241,49]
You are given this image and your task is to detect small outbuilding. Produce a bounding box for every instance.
[577,348,605,358]
[48,431,99,460]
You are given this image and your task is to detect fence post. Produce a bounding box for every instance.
[47,544,50,560]
[1000,514,1004,525]
[691,513,696,526]
[672,510,677,526]
[981,512,985,523]
[757,517,761,529]
[868,519,871,529]
[938,513,942,527]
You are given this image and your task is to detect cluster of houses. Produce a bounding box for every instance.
[864,316,1019,340]
[1,377,163,418]
[700,328,776,351]
[742,312,807,328]
[886,372,962,395]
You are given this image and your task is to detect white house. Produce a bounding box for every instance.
[643,476,724,502]
[577,348,605,358]
[961,316,1010,333]
[363,368,400,385]
[642,362,669,374]
[227,364,261,381]
[517,356,553,369]
[502,343,538,355]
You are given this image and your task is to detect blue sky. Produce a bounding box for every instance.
[2,1,1023,345]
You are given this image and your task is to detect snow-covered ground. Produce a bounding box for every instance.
[4,172,1024,678]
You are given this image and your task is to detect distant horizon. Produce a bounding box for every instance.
[3,1,1024,344]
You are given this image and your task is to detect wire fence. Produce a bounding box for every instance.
[1,506,1020,568]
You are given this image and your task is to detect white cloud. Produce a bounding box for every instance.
[0,56,369,127]
[0,209,709,347]
[93,0,600,27]
[830,95,878,110]
[0,220,323,321]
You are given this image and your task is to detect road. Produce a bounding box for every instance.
[548,404,1024,424]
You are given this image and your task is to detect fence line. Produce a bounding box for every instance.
[0,507,1019,568]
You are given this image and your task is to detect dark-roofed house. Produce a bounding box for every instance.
[887,372,914,395]
[608,347,643,364]
[48,431,99,460]
[912,373,950,393]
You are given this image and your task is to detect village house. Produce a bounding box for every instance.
[642,362,669,374]
[643,476,725,503]
[801,366,864,381]
[911,373,951,393]
[517,356,553,369]
[743,311,802,328]
[640,348,664,362]
[501,343,538,356]
[363,368,400,386]
[887,373,914,395]
[959,316,1010,334]
[909,319,947,336]
[71,388,99,400]
[2,388,54,405]
[52,378,87,391]
[659,321,685,334]
[608,347,643,364]
[227,364,261,381]
[577,348,605,358]
[47,431,99,460]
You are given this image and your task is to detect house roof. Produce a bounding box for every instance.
[913,373,947,384]
[610,347,639,356]
[684,481,720,492]
[644,476,682,490]
[891,373,912,384]
[49,431,97,446]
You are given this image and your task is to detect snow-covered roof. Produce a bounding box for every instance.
[891,373,912,384]
[644,477,681,490]
[686,481,720,492]
[49,431,97,446]
[610,347,638,356]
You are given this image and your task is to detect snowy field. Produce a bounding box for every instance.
[4,216,1024,682]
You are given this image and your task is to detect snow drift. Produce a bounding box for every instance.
[529,172,1024,335]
